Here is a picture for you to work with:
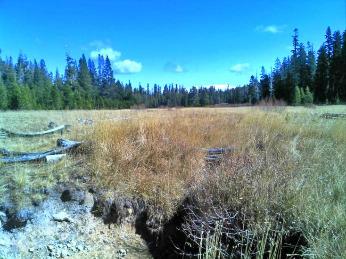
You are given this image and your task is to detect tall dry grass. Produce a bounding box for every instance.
[90,108,346,257]
[1,107,344,257]
[90,111,241,218]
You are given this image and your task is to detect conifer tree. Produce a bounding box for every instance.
[260,66,270,99]
[304,87,314,104]
[314,45,329,103]
[293,86,301,105]
[329,30,342,103]
[300,88,305,104]
[78,54,93,108]
[341,31,346,102]
[0,78,8,109]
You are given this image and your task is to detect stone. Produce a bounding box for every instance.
[60,249,69,258]
[60,190,72,202]
[3,209,33,230]
[81,192,94,209]
[0,211,6,223]
[52,212,72,223]
[61,188,86,204]
[117,248,127,258]
[48,121,58,129]
[47,245,54,252]
[76,245,84,252]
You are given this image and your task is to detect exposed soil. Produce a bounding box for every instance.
[0,188,151,259]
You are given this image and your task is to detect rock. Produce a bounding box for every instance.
[76,244,84,252]
[60,249,69,258]
[47,245,54,252]
[0,238,10,246]
[117,248,127,258]
[80,192,94,209]
[61,189,85,204]
[60,190,72,202]
[48,121,58,129]
[92,193,146,225]
[28,248,35,253]
[45,154,66,163]
[3,209,34,230]
[0,211,6,223]
[52,212,72,223]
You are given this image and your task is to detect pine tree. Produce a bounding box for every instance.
[314,45,329,103]
[0,78,8,109]
[102,56,114,87]
[272,58,284,100]
[51,84,63,110]
[304,87,314,104]
[293,85,301,105]
[325,27,333,61]
[298,43,310,89]
[64,55,78,108]
[188,86,199,106]
[341,31,346,102]
[291,28,300,86]
[300,87,306,104]
[260,66,270,99]
[248,75,259,104]
[19,85,34,109]
[87,58,98,94]
[329,30,343,103]
[78,54,93,108]
[97,54,105,87]
[306,42,316,90]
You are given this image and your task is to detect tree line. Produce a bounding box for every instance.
[0,26,345,110]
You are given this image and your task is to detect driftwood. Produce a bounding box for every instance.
[0,139,81,163]
[320,113,346,119]
[0,124,71,138]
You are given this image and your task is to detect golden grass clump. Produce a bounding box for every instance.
[90,111,240,218]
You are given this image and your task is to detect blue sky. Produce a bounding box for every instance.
[0,0,345,89]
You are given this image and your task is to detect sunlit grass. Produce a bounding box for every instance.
[0,106,345,257]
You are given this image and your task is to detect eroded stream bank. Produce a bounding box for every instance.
[1,184,308,259]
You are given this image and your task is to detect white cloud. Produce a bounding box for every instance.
[164,62,186,73]
[89,40,106,48]
[230,63,250,73]
[175,65,184,73]
[256,25,284,34]
[113,59,142,74]
[90,47,121,61]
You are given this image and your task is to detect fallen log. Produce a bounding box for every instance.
[0,139,81,163]
[320,113,346,119]
[203,147,236,155]
[203,147,236,163]
[0,124,71,138]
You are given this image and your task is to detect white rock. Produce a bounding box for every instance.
[52,212,72,223]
